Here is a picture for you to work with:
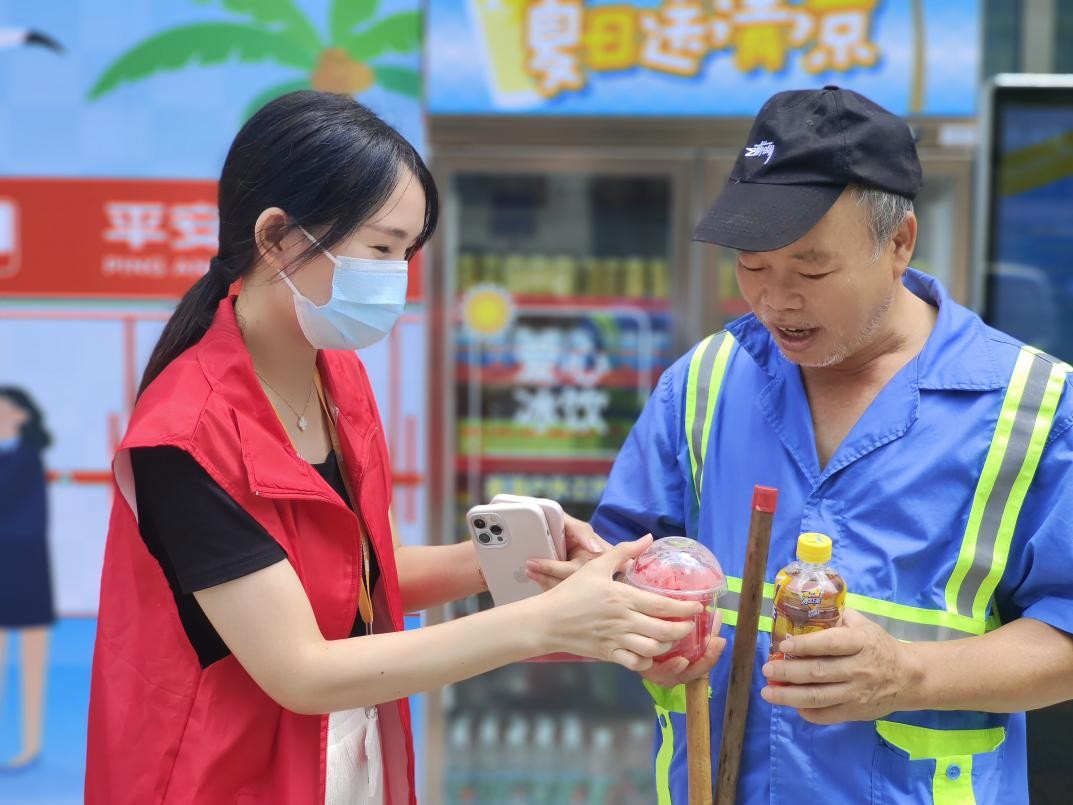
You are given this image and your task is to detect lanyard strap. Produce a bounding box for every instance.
[313,372,375,628]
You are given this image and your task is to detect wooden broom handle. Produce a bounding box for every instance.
[687,675,712,805]
[715,486,778,805]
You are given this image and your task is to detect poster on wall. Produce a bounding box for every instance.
[428,0,980,116]
[0,0,428,793]
[0,0,428,618]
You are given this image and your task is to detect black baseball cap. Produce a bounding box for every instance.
[693,86,922,252]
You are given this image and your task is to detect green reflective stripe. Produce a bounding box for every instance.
[720,577,983,642]
[654,705,675,805]
[985,602,1002,632]
[720,589,775,619]
[946,349,1036,616]
[643,679,686,713]
[957,352,1055,619]
[685,334,716,498]
[933,755,974,805]
[685,332,735,501]
[847,593,984,640]
[875,720,1006,759]
[698,334,735,497]
[945,348,1067,621]
[970,358,1069,620]
[1024,345,1073,374]
[718,604,774,633]
[725,576,776,600]
[720,579,775,633]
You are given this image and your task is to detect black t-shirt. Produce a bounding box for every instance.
[130,445,380,668]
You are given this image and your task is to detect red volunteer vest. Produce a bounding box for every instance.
[86,298,415,804]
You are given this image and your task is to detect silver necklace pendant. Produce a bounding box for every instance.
[297,415,309,431]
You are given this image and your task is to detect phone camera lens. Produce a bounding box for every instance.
[473,518,487,530]
[490,525,503,536]
[477,533,491,544]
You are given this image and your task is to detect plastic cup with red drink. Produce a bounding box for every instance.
[624,536,727,664]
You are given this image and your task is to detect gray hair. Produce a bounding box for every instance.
[849,184,914,262]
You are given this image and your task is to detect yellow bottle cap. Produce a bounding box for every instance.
[797,532,832,564]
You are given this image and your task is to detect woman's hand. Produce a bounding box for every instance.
[534,535,702,672]
[525,515,613,590]
[640,610,726,687]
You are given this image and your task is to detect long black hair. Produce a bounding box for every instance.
[138,90,439,397]
[0,386,52,450]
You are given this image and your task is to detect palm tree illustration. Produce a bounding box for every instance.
[87,0,420,119]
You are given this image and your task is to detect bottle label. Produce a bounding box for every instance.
[799,588,823,612]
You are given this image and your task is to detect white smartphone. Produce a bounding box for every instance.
[491,494,566,559]
[468,500,560,606]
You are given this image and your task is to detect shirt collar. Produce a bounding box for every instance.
[727,268,1005,391]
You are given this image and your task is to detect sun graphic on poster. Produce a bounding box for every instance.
[460,284,514,338]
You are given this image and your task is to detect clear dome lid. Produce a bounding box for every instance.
[625,536,727,598]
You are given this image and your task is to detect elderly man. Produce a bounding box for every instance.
[536,86,1073,804]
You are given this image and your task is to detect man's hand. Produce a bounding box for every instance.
[640,609,726,687]
[760,609,922,724]
[525,515,613,591]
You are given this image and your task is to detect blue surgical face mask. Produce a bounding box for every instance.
[281,225,409,351]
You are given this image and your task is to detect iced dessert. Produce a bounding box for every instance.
[625,537,726,664]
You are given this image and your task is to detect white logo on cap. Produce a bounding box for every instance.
[744,140,775,165]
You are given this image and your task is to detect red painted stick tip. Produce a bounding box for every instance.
[752,486,779,513]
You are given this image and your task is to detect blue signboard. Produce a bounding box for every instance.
[427,0,981,116]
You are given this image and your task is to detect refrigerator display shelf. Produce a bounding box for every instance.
[458,422,633,449]
[453,367,662,390]
[454,455,616,475]
[455,293,672,313]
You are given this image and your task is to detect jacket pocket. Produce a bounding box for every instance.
[872,720,1006,805]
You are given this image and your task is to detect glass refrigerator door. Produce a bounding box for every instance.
[435,161,690,804]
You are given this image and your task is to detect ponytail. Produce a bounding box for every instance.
[136,257,236,397]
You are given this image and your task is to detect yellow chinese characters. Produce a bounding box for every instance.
[524,0,883,99]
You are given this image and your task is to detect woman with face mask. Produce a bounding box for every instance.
[85,92,698,805]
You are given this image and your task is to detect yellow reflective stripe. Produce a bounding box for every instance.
[685,334,715,500]
[654,705,675,805]
[945,349,1035,615]
[718,606,774,633]
[933,754,974,805]
[685,332,736,501]
[876,720,1006,759]
[1023,345,1073,374]
[720,576,984,641]
[643,679,686,713]
[846,593,984,639]
[985,602,1002,632]
[698,334,735,497]
[725,575,776,598]
[720,576,775,632]
[644,683,691,802]
[946,347,1067,621]
[971,359,1069,620]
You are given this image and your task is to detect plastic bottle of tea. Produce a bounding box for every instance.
[769,533,846,667]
